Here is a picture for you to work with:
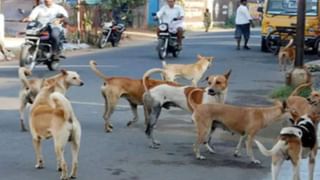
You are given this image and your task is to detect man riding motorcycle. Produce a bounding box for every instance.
[22,0,68,60]
[156,0,184,50]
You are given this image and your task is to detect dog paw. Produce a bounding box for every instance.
[251,159,261,164]
[60,175,69,180]
[153,140,161,146]
[108,124,113,129]
[233,152,241,158]
[105,127,113,133]
[35,164,44,169]
[197,155,206,160]
[69,175,77,179]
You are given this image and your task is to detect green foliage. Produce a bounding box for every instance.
[224,14,236,28]
[270,85,312,100]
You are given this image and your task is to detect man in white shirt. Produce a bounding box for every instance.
[22,0,68,59]
[235,0,254,50]
[156,0,184,49]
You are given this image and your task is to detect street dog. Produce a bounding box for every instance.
[29,85,81,180]
[188,89,286,163]
[255,113,319,180]
[161,54,213,86]
[143,68,231,148]
[89,60,178,132]
[18,67,84,131]
[278,39,296,71]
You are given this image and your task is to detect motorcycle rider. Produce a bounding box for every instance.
[156,0,184,50]
[22,0,68,59]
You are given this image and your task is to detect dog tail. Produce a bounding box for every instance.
[49,92,75,122]
[89,60,108,80]
[161,60,167,67]
[255,140,286,157]
[142,68,166,92]
[18,67,32,88]
[284,39,294,50]
[187,88,204,111]
[290,82,312,97]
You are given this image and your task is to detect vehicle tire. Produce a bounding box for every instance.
[98,36,108,48]
[47,60,60,71]
[19,44,33,68]
[111,34,121,47]
[314,38,320,57]
[261,36,269,52]
[172,50,180,58]
[265,30,281,55]
[157,39,167,60]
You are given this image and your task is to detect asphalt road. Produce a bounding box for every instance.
[0,29,320,180]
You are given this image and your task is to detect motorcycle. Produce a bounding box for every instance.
[153,13,182,60]
[98,20,126,48]
[20,14,66,71]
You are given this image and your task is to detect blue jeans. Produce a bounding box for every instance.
[49,25,63,54]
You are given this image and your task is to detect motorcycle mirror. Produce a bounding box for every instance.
[18,8,26,15]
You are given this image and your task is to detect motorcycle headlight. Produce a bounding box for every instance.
[159,24,168,31]
[103,22,112,28]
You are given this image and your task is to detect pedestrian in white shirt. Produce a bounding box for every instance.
[156,0,184,49]
[235,0,254,50]
[22,0,68,59]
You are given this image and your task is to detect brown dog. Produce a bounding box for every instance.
[278,39,295,71]
[188,89,286,163]
[29,85,81,180]
[89,60,178,132]
[255,113,319,180]
[18,67,84,131]
[161,54,214,86]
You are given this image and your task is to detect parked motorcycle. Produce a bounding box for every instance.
[20,15,66,71]
[98,21,126,48]
[153,13,182,60]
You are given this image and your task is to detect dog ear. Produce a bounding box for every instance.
[224,69,232,80]
[60,69,68,76]
[197,54,203,59]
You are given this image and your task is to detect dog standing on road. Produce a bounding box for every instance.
[29,85,81,180]
[255,113,319,180]
[143,68,231,148]
[89,60,178,132]
[161,54,213,86]
[188,89,286,163]
[278,39,295,71]
[18,68,84,131]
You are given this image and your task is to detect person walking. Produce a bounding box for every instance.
[203,8,211,32]
[235,0,254,50]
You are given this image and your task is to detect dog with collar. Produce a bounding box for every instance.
[161,54,213,87]
[89,60,178,132]
[255,113,319,180]
[18,67,84,131]
[29,84,81,180]
[143,68,231,148]
[188,89,286,163]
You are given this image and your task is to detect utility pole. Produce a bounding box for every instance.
[286,0,310,87]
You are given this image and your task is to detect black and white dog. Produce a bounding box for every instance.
[255,114,318,180]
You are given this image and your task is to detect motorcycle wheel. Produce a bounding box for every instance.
[19,44,33,69]
[47,60,60,71]
[98,36,108,48]
[172,50,180,58]
[157,39,167,60]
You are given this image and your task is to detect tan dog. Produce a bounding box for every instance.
[161,54,213,86]
[89,60,178,132]
[278,39,296,71]
[255,113,319,180]
[188,89,286,163]
[29,85,81,180]
[18,67,84,131]
[143,68,231,148]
